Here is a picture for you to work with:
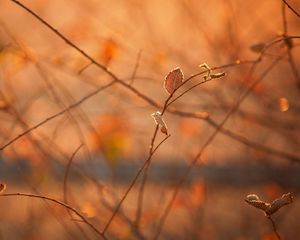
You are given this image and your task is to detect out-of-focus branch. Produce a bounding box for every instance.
[0,81,115,151]
[268,216,282,240]
[62,144,91,239]
[0,193,107,240]
[281,2,300,91]
[101,126,170,235]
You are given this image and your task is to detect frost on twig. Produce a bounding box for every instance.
[151,111,168,135]
[245,193,293,216]
[199,63,226,80]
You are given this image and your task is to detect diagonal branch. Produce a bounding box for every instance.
[0,81,115,151]
[281,0,300,19]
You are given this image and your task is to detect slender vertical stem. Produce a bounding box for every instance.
[268,216,282,240]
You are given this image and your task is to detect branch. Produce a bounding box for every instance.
[0,193,107,240]
[129,49,142,85]
[268,216,282,240]
[281,2,300,91]
[281,0,300,19]
[153,57,283,239]
[101,126,170,235]
[62,144,90,239]
[0,81,115,151]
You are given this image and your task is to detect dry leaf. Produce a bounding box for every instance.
[245,193,293,216]
[0,183,6,193]
[151,111,168,135]
[164,67,184,94]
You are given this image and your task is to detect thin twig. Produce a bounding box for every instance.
[268,216,282,240]
[63,144,84,203]
[10,0,116,79]
[0,81,115,151]
[287,50,300,90]
[281,0,300,19]
[63,144,92,240]
[0,193,107,240]
[281,2,300,91]
[78,62,93,75]
[129,49,142,85]
[100,196,146,240]
[167,75,224,107]
[153,57,283,239]
[134,124,161,229]
[101,126,170,235]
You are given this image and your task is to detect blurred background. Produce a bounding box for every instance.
[0,0,300,239]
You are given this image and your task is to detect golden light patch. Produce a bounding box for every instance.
[278,97,289,112]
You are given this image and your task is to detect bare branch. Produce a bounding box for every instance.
[0,193,107,240]
[281,0,300,19]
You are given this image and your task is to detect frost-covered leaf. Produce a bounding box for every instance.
[151,111,168,135]
[164,67,184,94]
[245,193,293,216]
[245,194,270,211]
